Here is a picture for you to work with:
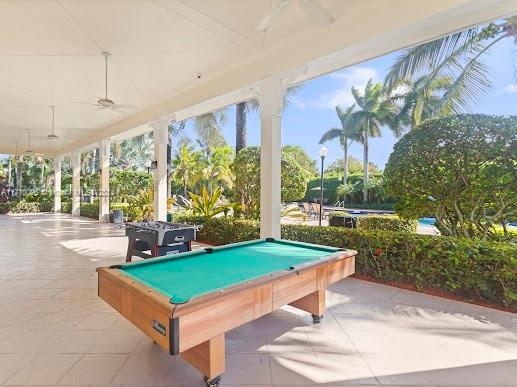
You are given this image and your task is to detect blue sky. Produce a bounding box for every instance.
[183,36,516,170]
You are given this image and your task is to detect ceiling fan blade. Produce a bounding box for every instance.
[256,0,291,32]
[298,0,334,28]
[111,104,137,111]
[73,101,102,107]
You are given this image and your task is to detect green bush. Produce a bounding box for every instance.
[80,203,99,219]
[62,201,72,214]
[339,202,395,211]
[197,217,260,245]
[357,215,417,233]
[0,203,9,214]
[384,114,517,240]
[171,212,207,225]
[192,217,516,309]
[9,200,41,213]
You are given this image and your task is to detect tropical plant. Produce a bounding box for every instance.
[335,183,355,202]
[171,144,203,197]
[384,114,517,240]
[112,133,154,170]
[385,17,517,115]
[191,146,235,194]
[319,105,362,185]
[281,203,306,221]
[391,75,452,128]
[189,186,238,219]
[128,189,154,221]
[194,109,228,149]
[347,79,402,202]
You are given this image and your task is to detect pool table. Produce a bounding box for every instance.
[96,238,356,386]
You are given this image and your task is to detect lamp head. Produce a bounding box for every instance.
[319,146,328,158]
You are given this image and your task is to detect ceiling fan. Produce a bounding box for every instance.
[74,51,136,112]
[256,0,334,32]
[47,105,58,141]
[24,129,44,156]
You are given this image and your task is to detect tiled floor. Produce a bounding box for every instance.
[0,213,516,387]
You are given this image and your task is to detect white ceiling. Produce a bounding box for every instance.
[0,0,515,156]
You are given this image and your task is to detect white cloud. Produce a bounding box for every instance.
[503,83,517,93]
[297,67,379,110]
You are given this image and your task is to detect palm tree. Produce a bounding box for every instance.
[171,144,202,197]
[112,133,154,170]
[319,104,361,185]
[194,109,228,149]
[385,17,517,114]
[235,84,303,153]
[347,80,402,202]
[192,146,234,194]
[390,75,452,128]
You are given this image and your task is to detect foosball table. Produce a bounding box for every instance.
[125,221,198,262]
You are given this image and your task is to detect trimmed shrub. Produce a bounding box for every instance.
[9,200,41,213]
[357,215,417,233]
[197,217,260,245]
[80,203,99,219]
[62,201,72,214]
[171,212,207,226]
[192,217,516,309]
[0,203,9,214]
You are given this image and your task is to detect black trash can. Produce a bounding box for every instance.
[110,209,123,224]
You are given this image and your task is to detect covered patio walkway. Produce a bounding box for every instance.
[0,213,515,386]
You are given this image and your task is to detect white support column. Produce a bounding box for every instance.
[152,118,169,221]
[99,138,111,222]
[71,151,81,217]
[53,156,62,213]
[258,76,286,238]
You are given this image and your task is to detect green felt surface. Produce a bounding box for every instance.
[121,239,337,303]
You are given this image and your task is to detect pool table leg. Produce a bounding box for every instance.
[181,333,225,386]
[289,289,326,324]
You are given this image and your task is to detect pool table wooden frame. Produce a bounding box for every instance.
[96,239,356,386]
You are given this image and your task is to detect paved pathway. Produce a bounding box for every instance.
[0,213,515,386]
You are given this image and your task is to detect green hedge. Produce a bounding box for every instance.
[192,216,516,309]
[80,203,99,219]
[357,215,417,233]
[0,203,9,214]
[62,201,72,214]
[8,200,43,213]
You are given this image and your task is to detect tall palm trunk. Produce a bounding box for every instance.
[343,140,348,186]
[363,127,369,203]
[235,102,247,153]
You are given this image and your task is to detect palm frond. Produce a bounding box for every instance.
[384,26,482,89]
[319,128,343,144]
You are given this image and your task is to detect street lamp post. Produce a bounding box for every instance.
[319,146,328,226]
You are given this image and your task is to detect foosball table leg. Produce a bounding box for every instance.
[126,239,134,262]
